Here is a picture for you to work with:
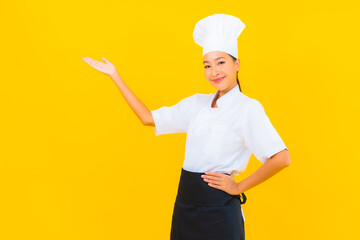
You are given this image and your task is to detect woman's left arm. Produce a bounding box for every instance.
[236,149,291,194]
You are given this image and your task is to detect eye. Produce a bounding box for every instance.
[204,62,224,68]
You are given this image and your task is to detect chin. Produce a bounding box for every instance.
[208,81,226,90]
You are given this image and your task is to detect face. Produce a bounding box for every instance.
[203,51,240,92]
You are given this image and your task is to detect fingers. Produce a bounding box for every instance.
[201,172,239,195]
[82,56,102,69]
[82,56,110,66]
[82,56,100,65]
[102,57,109,63]
[201,175,221,181]
[204,179,224,187]
[202,174,227,184]
[82,56,96,66]
[207,182,224,189]
[203,172,224,177]
[201,172,232,189]
[201,172,227,180]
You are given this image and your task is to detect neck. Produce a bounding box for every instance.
[218,82,238,97]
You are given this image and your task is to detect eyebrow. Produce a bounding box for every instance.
[203,57,225,64]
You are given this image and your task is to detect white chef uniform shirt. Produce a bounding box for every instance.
[151,84,288,221]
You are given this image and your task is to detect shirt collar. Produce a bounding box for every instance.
[215,84,242,108]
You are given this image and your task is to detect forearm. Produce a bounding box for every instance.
[236,149,290,194]
[110,71,153,126]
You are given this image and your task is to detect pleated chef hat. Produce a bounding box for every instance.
[193,13,246,59]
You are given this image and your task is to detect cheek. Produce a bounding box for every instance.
[204,71,211,79]
[223,66,231,73]
[224,68,233,77]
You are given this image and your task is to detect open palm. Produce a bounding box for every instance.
[82,56,117,77]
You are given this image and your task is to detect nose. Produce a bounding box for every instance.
[211,66,220,77]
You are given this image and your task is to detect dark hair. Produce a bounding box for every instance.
[227,54,242,92]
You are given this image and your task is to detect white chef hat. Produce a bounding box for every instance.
[193,13,246,59]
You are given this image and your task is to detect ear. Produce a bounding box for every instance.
[235,59,240,71]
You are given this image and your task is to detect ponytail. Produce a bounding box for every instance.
[236,71,241,92]
[228,54,242,92]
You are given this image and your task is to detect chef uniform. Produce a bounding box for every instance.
[151,14,288,240]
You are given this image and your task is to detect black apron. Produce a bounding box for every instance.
[171,167,247,240]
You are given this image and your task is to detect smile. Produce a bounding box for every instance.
[213,76,225,83]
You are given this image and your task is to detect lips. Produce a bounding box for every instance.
[213,76,225,83]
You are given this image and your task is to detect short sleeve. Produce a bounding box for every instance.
[151,94,198,136]
[242,100,288,164]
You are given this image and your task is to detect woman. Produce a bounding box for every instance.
[82,13,291,240]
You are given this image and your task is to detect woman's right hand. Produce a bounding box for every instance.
[82,56,117,77]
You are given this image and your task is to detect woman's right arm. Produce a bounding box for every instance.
[110,71,155,127]
[82,56,155,127]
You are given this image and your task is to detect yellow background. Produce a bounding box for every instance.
[1,0,359,239]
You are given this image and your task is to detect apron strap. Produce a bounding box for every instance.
[237,192,247,204]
